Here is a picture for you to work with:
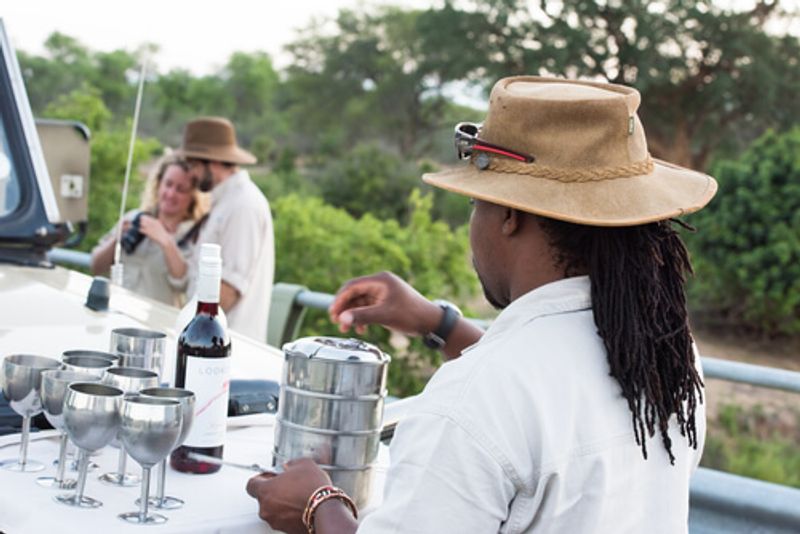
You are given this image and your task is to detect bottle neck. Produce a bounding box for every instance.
[196,265,221,308]
[195,300,220,316]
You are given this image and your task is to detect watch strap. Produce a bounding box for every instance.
[423,304,460,349]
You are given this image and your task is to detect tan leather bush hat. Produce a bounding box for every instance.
[177,117,257,165]
[423,76,717,226]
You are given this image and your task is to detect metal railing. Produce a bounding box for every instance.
[48,248,800,532]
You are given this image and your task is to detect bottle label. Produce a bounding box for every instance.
[182,355,231,448]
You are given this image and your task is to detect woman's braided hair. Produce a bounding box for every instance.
[539,217,703,463]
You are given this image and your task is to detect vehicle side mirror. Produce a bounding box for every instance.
[35,119,90,247]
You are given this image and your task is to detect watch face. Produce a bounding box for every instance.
[432,299,463,317]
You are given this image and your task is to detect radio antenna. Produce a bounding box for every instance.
[111,59,147,286]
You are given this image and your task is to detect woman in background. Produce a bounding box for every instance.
[91,152,209,306]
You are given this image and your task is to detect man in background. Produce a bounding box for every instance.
[177,117,274,341]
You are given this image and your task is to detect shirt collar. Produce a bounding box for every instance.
[478,275,592,344]
[211,169,250,205]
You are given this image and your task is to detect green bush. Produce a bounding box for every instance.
[271,190,478,396]
[686,128,800,335]
[312,143,430,222]
[701,403,800,488]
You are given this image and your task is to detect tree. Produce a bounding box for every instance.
[282,7,453,158]
[18,32,141,124]
[418,0,800,170]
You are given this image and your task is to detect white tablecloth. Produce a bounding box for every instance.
[0,414,388,534]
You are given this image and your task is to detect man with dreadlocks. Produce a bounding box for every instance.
[246,76,718,534]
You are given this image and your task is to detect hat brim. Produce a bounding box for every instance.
[422,158,717,226]
[176,146,257,166]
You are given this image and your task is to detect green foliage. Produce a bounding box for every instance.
[271,191,478,396]
[702,403,800,488]
[43,86,112,132]
[686,128,800,336]
[313,143,429,221]
[282,7,453,158]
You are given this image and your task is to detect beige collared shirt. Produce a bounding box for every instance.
[98,211,195,307]
[188,169,274,341]
[361,276,705,533]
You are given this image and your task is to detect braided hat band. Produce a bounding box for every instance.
[472,154,656,183]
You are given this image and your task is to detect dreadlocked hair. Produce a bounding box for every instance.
[538,216,703,464]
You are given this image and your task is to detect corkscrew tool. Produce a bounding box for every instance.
[186,452,278,475]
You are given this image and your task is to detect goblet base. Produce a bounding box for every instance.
[54,493,103,508]
[137,495,184,510]
[37,476,77,490]
[118,511,168,524]
[98,471,140,486]
[0,459,45,472]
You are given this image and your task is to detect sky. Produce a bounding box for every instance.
[1,0,435,74]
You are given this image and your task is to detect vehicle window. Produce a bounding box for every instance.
[0,111,21,216]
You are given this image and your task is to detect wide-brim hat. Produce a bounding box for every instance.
[176,116,257,165]
[423,76,717,226]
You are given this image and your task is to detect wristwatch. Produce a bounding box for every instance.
[422,300,463,349]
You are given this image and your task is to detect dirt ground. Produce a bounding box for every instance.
[693,327,800,431]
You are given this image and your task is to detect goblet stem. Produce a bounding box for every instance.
[139,467,151,522]
[55,433,68,483]
[74,450,89,502]
[19,415,31,468]
[156,459,166,502]
[118,449,127,475]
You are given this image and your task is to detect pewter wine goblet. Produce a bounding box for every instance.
[60,353,116,470]
[37,370,98,489]
[99,366,159,486]
[62,349,118,367]
[137,387,195,509]
[0,354,61,472]
[55,382,123,508]
[118,396,182,525]
[109,327,167,379]
[61,353,115,378]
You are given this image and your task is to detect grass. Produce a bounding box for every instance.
[700,402,800,488]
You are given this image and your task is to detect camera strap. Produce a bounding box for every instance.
[177,214,209,249]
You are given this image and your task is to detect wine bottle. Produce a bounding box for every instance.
[170,244,231,474]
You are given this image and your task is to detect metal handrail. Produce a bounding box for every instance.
[702,356,800,394]
[47,248,800,392]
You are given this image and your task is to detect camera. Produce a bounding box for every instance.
[120,212,146,254]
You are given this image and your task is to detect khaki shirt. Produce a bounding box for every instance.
[98,211,195,307]
[188,170,274,341]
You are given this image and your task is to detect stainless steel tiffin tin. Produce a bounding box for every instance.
[274,337,390,508]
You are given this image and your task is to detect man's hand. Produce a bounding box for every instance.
[246,458,333,534]
[329,271,441,336]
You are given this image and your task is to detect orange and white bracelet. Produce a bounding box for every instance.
[302,485,358,534]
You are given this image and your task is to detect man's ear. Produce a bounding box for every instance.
[501,208,521,236]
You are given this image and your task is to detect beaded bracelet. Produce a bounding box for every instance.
[302,484,358,534]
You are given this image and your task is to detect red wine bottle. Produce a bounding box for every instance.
[171,244,231,474]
